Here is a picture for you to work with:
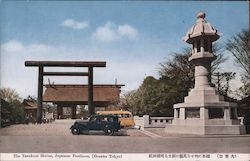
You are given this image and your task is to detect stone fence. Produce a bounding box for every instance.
[134,115,173,129]
[134,116,244,129]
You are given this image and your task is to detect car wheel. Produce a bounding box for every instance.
[104,127,114,136]
[71,127,80,135]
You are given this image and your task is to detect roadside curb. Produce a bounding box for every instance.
[139,129,162,138]
[145,132,250,139]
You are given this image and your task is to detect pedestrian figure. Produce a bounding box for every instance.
[243,109,250,134]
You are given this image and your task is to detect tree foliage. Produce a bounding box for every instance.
[120,76,175,116]
[121,44,229,117]
[0,88,25,125]
[119,90,138,114]
[211,43,228,73]
[159,48,195,90]
[135,76,175,116]
[226,29,250,97]
[0,87,21,102]
[159,44,227,93]
[213,72,236,97]
[8,100,26,123]
[238,96,250,116]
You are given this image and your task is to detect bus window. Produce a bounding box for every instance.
[96,110,135,127]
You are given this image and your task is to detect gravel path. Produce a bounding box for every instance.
[0,120,148,137]
[0,121,250,153]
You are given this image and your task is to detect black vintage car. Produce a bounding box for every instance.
[70,114,121,135]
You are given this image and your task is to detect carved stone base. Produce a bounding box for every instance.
[165,124,245,135]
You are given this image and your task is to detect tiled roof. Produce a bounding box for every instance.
[23,101,37,110]
[43,84,123,104]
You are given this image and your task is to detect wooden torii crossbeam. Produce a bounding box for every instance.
[25,61,106,123]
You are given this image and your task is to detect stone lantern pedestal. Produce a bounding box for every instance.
[165,12,245,135]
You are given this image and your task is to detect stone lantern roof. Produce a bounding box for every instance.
[183,11,220,44]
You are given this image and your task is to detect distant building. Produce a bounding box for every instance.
[23,100,38,119]
[43,84,124,119]
[23,100,49,120]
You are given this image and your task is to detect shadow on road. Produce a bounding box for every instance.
[75,130,129,136]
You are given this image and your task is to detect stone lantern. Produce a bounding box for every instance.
[165,11,245,135]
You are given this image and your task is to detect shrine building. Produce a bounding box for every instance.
[43,84,124,119]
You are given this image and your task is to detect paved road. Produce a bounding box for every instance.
[0,121,250,153]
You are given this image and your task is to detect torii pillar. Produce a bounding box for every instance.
[25,61,106,123]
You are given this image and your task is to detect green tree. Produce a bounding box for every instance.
[159,48,195,91]
[238,96,250,116]
[8,100,25,123]
[121,44,227,117]
[159,44,227,92]
[213,72,236,97]
[0,87,25,124]
[0,88,21,102]
[211,43,228,73]
[136,76,164,116]
[119,90,138,114]
[226,29,250,97]
[131,76,174,116]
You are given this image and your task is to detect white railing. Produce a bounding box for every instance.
[238,117,244,125]
[150,117,173,126]
[134,115,173,129]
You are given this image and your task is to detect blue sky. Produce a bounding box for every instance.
[0,1,249,98]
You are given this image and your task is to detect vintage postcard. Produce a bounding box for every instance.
[0,1,249,161]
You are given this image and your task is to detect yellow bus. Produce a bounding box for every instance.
[96,110,135,127]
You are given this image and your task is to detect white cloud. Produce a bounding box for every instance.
[118,24,138,40]
[1,40,25,53]
[0,40,76,98]
[27,44,55,54]
[62,19,89,29]
[1,40,55,55]
[0,40,151,99]
[93,21,138,42]
[93,22,119,42]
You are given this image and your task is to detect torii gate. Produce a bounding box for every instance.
[25,61,106,123]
